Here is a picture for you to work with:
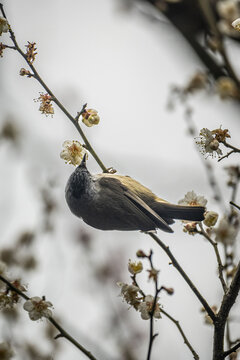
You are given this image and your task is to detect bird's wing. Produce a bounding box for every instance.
[98,176,173,232]
[123,189,173,232]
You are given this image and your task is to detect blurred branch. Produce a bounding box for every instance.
[138,0,240,94]
[0,275,98,360]
[0,3,108,173]
[148,232,216,322]
[197,0,240,88]
[161,308,199,360]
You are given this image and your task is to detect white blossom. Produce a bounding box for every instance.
[195,128,223,157]
[178,191,207,207]
[138,295,161,320]
[23,296,53,321]
[60,140,88,166]
[117,282,140,309]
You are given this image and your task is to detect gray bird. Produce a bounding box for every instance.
[65,154,205,232]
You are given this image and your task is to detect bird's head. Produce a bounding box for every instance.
[65,153,91,200]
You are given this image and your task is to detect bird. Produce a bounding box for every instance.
[65,154,205,233]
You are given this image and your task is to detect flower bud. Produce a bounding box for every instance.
[136,250,147,258]
[81,109,100,127]
[203,211,219,227]
[209,139,219,151]
[19,68,31,77]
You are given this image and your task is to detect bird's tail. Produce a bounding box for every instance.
[153,203,205,222]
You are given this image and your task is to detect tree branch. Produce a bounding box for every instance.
[148,233,216,322]
[198,224,227,294]
[213,262,240,360]
[0,3,108,173]
[0,275,98,360]
[197,0,240,88]
[218,262,240,323]
[161,309,199,360]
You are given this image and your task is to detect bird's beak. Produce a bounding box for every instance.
[79,153,87,167]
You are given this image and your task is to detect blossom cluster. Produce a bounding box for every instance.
[117,256,173,321]
[0,267,26,311]
[117,282,161,320]
[195,127,230,158]
[178,191,240,246]
[178,191,218,234]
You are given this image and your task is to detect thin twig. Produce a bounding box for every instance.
[230,201,240,211]
[134,260,198,360]
[223,141,240,154]
[0,275,98,360]
[161,309,199,360]
[223,342,240,358]
[148,233,216,322]
[147,250,159,360]
[48,317,98,360]
[0,3,107,173]
[198,224,227,294]
[218,150,235,162]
